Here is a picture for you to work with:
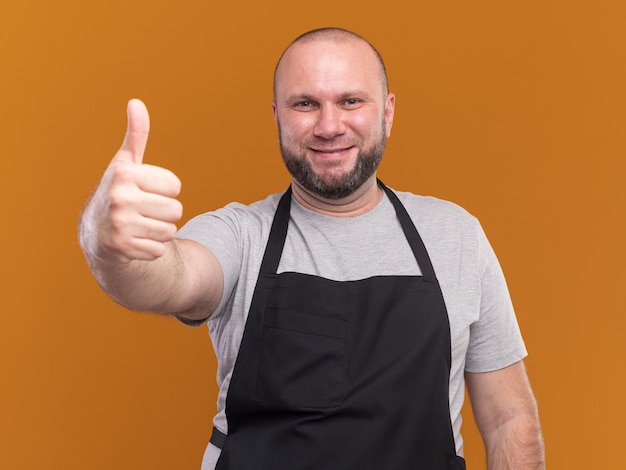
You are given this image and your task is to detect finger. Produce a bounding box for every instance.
[104,217,177,262]
[137,193,184,224]
[117,98,150,164]
[121,237,169,262]
[126,222,178,260]
[135,218,179,243]
[134,163,182,198]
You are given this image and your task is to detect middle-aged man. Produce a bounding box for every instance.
[79,27,545,469]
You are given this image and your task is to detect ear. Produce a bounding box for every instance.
[271,100,279,128]
[384,93,396,138]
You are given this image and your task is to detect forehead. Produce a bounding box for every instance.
[274,39,384,100]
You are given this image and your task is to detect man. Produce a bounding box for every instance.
[79,28,545,469]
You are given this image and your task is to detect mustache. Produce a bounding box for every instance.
[303,137,359,149]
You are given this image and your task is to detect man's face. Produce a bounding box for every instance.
[273,39,395,200]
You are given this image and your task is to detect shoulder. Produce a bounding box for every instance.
[387,188,489,275]
[178,191,284,237]
[211,191,284,223]
[389,187,480,233]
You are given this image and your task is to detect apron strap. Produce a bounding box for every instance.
[379,180,438,281]
[259,182,438,281]
[258,187,292,275]
[210,426,227,449]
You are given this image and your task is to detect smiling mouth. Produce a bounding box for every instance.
[310,146,354,156]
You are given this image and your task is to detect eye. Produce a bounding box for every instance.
[292,101,318,111]
[342,98,363,108]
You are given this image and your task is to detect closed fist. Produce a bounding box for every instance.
[80,99,183,264]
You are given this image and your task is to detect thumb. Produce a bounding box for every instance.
[117,98,150,164]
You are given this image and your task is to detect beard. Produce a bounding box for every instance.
[279,120,387,200]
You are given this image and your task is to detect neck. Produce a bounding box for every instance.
[290,175,383,217]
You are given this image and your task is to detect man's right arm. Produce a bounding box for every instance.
[78,99,222,321]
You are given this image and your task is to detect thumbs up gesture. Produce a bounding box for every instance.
[80,99,183,265]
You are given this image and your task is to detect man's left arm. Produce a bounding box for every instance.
[465,360,545,469]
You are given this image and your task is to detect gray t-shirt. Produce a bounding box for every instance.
[176,188,527,469]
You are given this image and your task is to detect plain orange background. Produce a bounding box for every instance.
[2,0,624,468]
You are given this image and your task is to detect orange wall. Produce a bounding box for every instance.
[2,1,624,468]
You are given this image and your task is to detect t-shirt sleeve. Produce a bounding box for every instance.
[464,222,528,372]
[173,204,245,325]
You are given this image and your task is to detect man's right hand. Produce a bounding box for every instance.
[80,99,183,265]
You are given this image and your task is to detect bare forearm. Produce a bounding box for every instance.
[85,240,190,314]
[484,409,545,470]
[466,363,545,470]
[81,227,222,320]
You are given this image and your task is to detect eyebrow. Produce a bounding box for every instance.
[282,90,375,103]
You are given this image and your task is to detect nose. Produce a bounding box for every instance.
[313,105,346,140]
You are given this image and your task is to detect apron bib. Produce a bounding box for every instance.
[213,182,465,469]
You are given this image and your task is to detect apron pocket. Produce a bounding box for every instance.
[255,307,347,408]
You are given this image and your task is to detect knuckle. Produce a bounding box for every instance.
[107,186,140,213]
[109,161,137,181]
[107,190,129,210]
[107,209,132,234]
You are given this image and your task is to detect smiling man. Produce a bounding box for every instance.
[79,28,545,469]
[273,33,393,205]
